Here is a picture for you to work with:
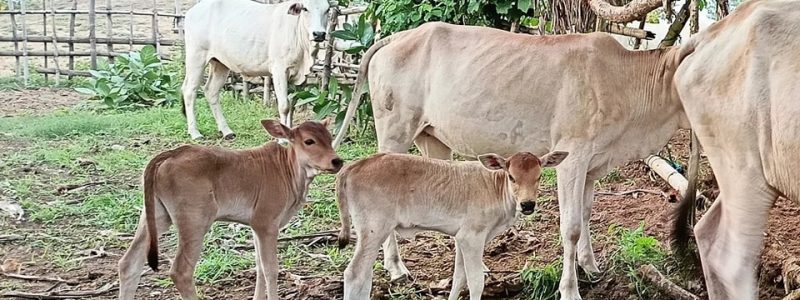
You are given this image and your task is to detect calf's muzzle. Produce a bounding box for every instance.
[520,201,536,215]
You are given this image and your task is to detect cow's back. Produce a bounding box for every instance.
[368,22,686,168]
[676,0,800,200]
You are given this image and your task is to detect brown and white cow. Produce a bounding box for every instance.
[117,119,343,300]
[336,150,568,300]
[672,0,800,299]
[332,22,692,299]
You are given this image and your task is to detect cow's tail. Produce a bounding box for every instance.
[671,131,701,258]
[335,172,352,249]
[332,32,408,149]
[143,147,185,272]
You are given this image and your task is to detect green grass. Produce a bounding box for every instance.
[520,257,563,300]
[607,223,667,299]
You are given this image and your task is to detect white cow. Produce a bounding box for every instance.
[181,0,330,140]
[672,0,800,299]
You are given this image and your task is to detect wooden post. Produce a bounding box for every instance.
[68,0,76,79]
[262,76,272,106]
[152,0,161,56]
[8,0,20,81]
[105,0,113,63]
[20,0,29,86]
[173,0,183,37]
[41,0,48,82]
[89,0,97,69]
[49,0,61,84]
[320,6,339,91]
[633,16,646,50]
[129,2,133,50]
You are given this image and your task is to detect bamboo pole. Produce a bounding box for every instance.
[8,0,20,81]
[0,36,179,45]
[49,0,61,84]
[20,0,29,86]
[173,0,182,37]
[152,0,161,56]
[88,0,97,69]
[129,2,133,50]
[105,0,113,63]
[41,0,48,81]
[0,9,183,17]
[68,0,76,79]
[262,76,272,106]
[36,67,90,77]
[633,16,646,49]
[0,49,170,57]
[320,7,339,90]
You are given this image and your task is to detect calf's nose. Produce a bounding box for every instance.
[312,31,326,42]
[331,157,344,170]
[520,201,536,215]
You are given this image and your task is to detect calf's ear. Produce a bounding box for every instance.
[540,151,569,168]
[261,119,293,140]
[478,153,507,171]
[288,3,304,15]
[319,117,332,128]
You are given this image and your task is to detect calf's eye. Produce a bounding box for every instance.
[508,175,516,183]
[304,139,315,145]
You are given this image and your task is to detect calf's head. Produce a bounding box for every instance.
[478,151,569,215]
[288,0,330,42]
[262,118,343,174]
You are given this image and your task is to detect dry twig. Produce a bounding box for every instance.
[55,181,111,195]
[1,282,117,299]
[637,264,699,300]
[2,273,78,285]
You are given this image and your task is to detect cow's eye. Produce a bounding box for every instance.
[304,139,315,145]
[508,175,516,183]
[302,7,308,11]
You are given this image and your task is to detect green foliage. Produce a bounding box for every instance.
[366,0,545,35]
[293,79,372,135]
[608,223,666,298]
[331,14,376,55]
[520,258,562,300]
[75,45,180,110]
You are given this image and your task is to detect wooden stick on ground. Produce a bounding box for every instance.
[637,264,699,300]
[1,282,117,299]
[2,273,78,285]
[0,234,24,242]
[597,189,666,197]
[55,181,111,195]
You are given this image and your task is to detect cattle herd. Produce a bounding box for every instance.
[116,0,800,299]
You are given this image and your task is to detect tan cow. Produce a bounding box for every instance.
[336,150,568,299]
[332,22,692,299]
[672,1,800,299]
[117,119,343,300]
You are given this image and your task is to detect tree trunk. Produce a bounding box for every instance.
[658,0,690,48]
[588,0,663,23]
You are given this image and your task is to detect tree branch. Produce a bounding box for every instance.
[658,0,691,48]
[588,0,664,23]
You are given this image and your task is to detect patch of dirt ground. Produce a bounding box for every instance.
[3,121,800,300]
[0,87,84,117]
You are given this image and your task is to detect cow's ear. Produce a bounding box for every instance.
[288,3,304,16]
[262,119,293,140]
[540,151,568,168]
[478,153,507,171]
[319,117,332,129]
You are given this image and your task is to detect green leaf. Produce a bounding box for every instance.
[495,0,513,14]
[331,30,358,41]
[518,0,532,12]
[361,25,375,47]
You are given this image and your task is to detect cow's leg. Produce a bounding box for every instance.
[205,60,235,140]
[181,49,207,140]
[414,131,452,160]
[455,233,486,299]
[271,69,292,128]
[448,240,467,300]
[556,157,590,300]
[577,179,600,273]
[118,204,172,300]
[253,225,280,300]
[169,208,215,300]
[344,224,390,300]
[694,173,775,300]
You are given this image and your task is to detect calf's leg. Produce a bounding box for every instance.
[253,226,280,300]
[252,229,265,299]
[455,234,486,300]
[448,240,467,300]
[381,234,411,281]
[205,60,235,140]
[118,205,172,300]
[344,225,391,300]
[169,214,214,300]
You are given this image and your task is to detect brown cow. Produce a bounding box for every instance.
[336,150,568,299]
[117,119,343,300]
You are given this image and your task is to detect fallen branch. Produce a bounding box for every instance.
[1,282,117,299]
[55,181,111,195]
[0,234,23,242]
[597,189,666,197]
[278,230,341,242]
[784,289,800,300]
[2,273,78,285]
[638,264,699,300]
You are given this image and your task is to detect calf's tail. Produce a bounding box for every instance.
[143,147,186,272]
[335,173,352,249]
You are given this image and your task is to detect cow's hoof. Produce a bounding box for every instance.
[190,133,204,140]
[389,273,411,284]
[222,133,236,140]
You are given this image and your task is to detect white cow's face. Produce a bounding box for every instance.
[288,0,330,42]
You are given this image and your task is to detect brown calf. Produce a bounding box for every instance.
[336,151,567,300]
[117,119,342,300]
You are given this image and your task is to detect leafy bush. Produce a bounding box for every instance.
[331,14,376,55]
[75,45,180,110]
[520,258,562,300]
[608,223,666,298]
[294,79,372,134]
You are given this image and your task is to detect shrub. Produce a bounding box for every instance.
[75,45,180,110]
